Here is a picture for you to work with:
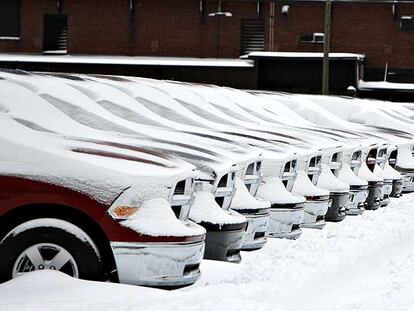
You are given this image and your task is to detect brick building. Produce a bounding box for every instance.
[0,0,414,81]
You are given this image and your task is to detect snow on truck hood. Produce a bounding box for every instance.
[87,75,312,166]
[0,73,243,179]
[190,191,247,225]
[0,115,196,205]
[0,73,261,179]
[257,177,306,205]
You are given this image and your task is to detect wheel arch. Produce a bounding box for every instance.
[0,203,118,281]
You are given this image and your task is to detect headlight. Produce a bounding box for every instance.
[108,185,170,220]
[109,206,138,220]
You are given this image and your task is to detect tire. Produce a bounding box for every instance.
[0,218,103,283]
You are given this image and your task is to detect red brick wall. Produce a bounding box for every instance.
[0,0,58,53]
[270,1,414,70]
[272,2,325,52]
[0,0,261,58]
[1,0,414,72]
[67,0,130,54]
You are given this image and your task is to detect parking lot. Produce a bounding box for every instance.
[2,194,413,311]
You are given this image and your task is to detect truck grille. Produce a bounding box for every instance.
[171,178,194,220]
[215,171,237,210]
[366,148,378,172]
[389,148,398,168]
[282,159,297,191]
[376,146,388,169]
[350,150,362,174]
[244,161,262,197]
[330,152,343,176]
[307,156,321,186]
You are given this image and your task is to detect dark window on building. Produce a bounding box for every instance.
[299,33,324,44]
[240,18,265,55]
[400,16,414,32]
[43,14,68,54]
[0,0,20,37]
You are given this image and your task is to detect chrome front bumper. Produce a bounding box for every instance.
[380,179,393,207]
[347,187,369,216]
[201,222,246,263]
[111,240,205,287]
[391,179,403,198]
[266,203,304,240]
[301,199,330,229]
[238,208,270,250]
[326,192,349,222]
[366,181,383,210]
[402,173,414,193]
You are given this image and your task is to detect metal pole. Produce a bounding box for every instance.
[322,0,332,95]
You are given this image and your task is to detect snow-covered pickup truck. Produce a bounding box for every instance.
[69,74,306,239]
[0,70,269,260]
[289,94,414,194]
[255,92,402,210]
[0,114,206,287]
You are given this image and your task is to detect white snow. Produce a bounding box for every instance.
[244,51,365,60]
[2,195,414,311]
[317,164,350,192]
[189,191,246,225]
[0,53,254,67]
[359,79,414,91]
[374,164,400,181]
[337,163,367,186]
[231,178,271,210]
[121,198,206,237]
[358,163,383,182]
[383,162,403,180]
[292,170,330,197]
[256,177,306,204]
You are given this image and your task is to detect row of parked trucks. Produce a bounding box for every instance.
[0,70,413,287]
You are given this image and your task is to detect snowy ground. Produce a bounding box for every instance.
[1,194,414,311]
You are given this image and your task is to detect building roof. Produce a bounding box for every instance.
[0,53,254,68]
[244,51,366,61]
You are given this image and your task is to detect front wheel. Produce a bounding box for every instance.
[0,218,103,283]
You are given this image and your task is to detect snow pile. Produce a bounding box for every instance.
[231,178,271,210]
[383,162,402,180]
[337,163,367,186]
[2,195,414,311]
[292,170,330,197]
[121,198,206,237]
[358,163,383,182]
[189,191,246,225]
[256,177,305,205]
[317,164,349,192]
[373,164,398,180]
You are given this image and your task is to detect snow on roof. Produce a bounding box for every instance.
[358,80,414,92]
[0,53,254,67]
[244,51,365,60]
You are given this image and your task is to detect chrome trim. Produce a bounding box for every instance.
[402,173,414,193]
[266,204,304,239]
[240,210,270,250]
[347,189,369,215]
[110,240,205,287]
[301,199,329,229]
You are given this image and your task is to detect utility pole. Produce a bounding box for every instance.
[322,0,332,95]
